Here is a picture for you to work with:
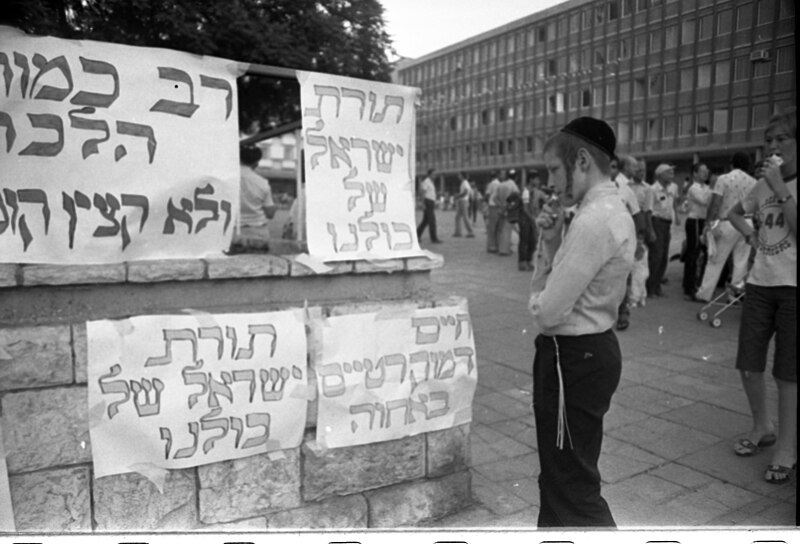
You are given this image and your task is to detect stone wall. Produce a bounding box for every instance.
[0,253,472,532]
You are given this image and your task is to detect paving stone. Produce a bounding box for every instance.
[302,433,425,501]
[611,384,694,415]
[2,387,91,473]
[473,391,531,420]
[470,425,534,459]
[9,466,91,532]
[0,324,72,390]
[618,359,677,385]
[365,471,471,527]
[470,471,530,516]
[648,462,717,490]
[197,450,302,524]
[604,402,651,431]
[607,416,719,461]
[472,453,538,483]
[267,494,368,529]
[470,402,508,425]
[659,401,751,439]
[599,436,666,484]
[491,418,537,450]
[94,468,197,531]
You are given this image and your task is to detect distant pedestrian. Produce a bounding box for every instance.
[646,163,680,297]
[494,169,519,256]
[683,162,712,299]
[728,108,796,484]
[513,177,535,270]
[610,156,642,330]
[416,168,442,243]
[469,180,480,224]
[695,152,757,301]
[485,171,501,253]
[453,172,475,237]
[529,116,635,527]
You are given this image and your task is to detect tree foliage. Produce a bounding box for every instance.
[1,0,396,132]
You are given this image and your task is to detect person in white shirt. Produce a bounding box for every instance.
[416,168,442,243]
[231,145,277,252]
[646,164,680,297]
[453,172,474,237]
[484,172,501,252]
[683,162,713,298]
[728,108,797,484]
[529,116,635,527]
[695,152,757,301]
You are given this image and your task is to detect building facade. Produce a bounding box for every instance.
[394,0,796,192]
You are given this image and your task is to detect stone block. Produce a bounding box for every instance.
[22,264,125,286]
[9,466,91,532]
[289,257,353,277]
[267,494,368,529]
[405,254,444,271]
[127,259,205,283]
[365,471,472,527]
[72,323,88,383]
[2,387,91,473]
[205,254,290,279]
[197,516,268,531]
[0,324,72,390]
[197,450,302,524]
[93,468,198,531]
[0,264,17,287]
[353,259,405,274]
[302,433,425,501]
[426,424,471,478]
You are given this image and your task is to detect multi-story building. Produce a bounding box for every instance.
[394,0,795,192]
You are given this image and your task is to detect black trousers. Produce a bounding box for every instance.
[682,218,706,295]
[517,214,536,264]
[533,330,621,527]
[646,217,671,295]
[416,199,439,242]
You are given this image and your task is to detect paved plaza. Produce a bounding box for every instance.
[417,207,796,529]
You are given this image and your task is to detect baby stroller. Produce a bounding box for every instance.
[696,228,756,328]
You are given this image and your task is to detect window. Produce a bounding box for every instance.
[536,61,546,79]
[650,30,662,53]
[780,0,795,18]
[617,120,629,143]
[547,59,557,76]
[536,97,545,116]
[581,49,591,69]
[633,77,646,99]
[680,67,694,91]
[632,120,644,141]
[736,5,752,30]
[697,64,711,87]
[665,25,678,49]
[582,89,592,107]
[558,18,568,38]
[636,0,648,12]
[679,113,693,136]
[498,106,508,122]
[698,15,713,40]
[648,74,661,96]
[681,20,696,44]
[507,36,515,54]
[498,140,505,155]
[635,34,647,56]
[594,48,606,66]
[609,1,620,20]
[607,42,619,62]
[548,93,564,113]
[570,13,580,33]
[606,84,616,104]
[593,87,603,106]
[776,46,795,73]
[717,9,732,36]
[569,52,579,73]
[526,137,534,153]
[595,5,606,24]
[714,60,730,85]
[621,0,633,17]
[712,109,729,133]
[537,25,547,43]
[619,80,630,102]
[752,104,770,128]
[733,56,750,81]
[569,91,579,110]
[753,61,770,78]
[696,111,710,134]
[662,116,675,139]
[757,0,776,24]
[647,119,659,141]
[481,109,490,125]
[582,9,592,29]
[732,106,748,130]
[620,38,631,59]
[548,21,557,40]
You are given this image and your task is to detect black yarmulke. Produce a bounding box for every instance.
[560,116,616,159]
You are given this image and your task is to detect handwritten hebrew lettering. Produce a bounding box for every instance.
[372,141,402,174]
[159,427,172,459]
[0,53,12,96]
[173,421,199,459]
[130,377,165,417]
[68,106,110,159]
[412,316,440,344]
[193,184,219,233]
[146,328,198,367]
[229,417,243,448]
[0,111,15,152]
[198,326,224,359]
[349,138,371,170]
[408,351,431,391]
[340,87,366,119]
[13,52,31,98]
[19,113,64,156]
[115,121,157,163]
[343,168,365,211]
[30,53,73,102]
[305,119,327,170]
[207,371,234,408]
[435,350,456,380]
[365,181,388,214]
[327,136,352,169]
[234,324,278,360]
[163,197,193,234]
[454,346,476,375]
[200,414,229,454]
[149,67,200,118]
[304,84,341,118]
[371,95,405,124]
[427,391,450,419]
[232,369,256,403]
[455,314,472,339]
[260,367,292,401]
[349,403,376,432]
[357,216,380,250]
[62,190,91,249]
[199,75,233,120]
[391,222,414,250]
[318,363,346,398]
[242,412,270,449]
[182,363,207,409]
[98,364,130,420]
[70,57,120,108]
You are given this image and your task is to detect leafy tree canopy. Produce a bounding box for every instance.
[2,0,396,132]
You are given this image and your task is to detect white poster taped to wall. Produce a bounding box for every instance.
[314,300,477,449]
[87,310,307,477]
[0,26,241,264]
[298,70,424,262]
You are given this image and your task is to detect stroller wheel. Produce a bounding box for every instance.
[710,317,722,328]
[697,311,709,321]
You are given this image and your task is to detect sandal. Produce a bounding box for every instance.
[733,434,777,457]
[764,464,796,484]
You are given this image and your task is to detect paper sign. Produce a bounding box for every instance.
[314,301,477,449]
[298,70,424,262]
[87,311,307,478]
[0,26,242,264]
[0,421,15,532]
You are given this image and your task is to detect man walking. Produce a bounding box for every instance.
[646,164,680,297]
[416,168,442,243]
[453,172,475,237]
[529,116,635,527]
[683,162,712,299]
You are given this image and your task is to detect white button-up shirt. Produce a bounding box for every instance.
[529,181,636,336]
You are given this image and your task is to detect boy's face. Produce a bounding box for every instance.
[765,124,797,171]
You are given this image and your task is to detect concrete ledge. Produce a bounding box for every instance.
[0,264,17,287]
[22,263,126,286]
[128,259,206,283]
[205,254,290,279]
